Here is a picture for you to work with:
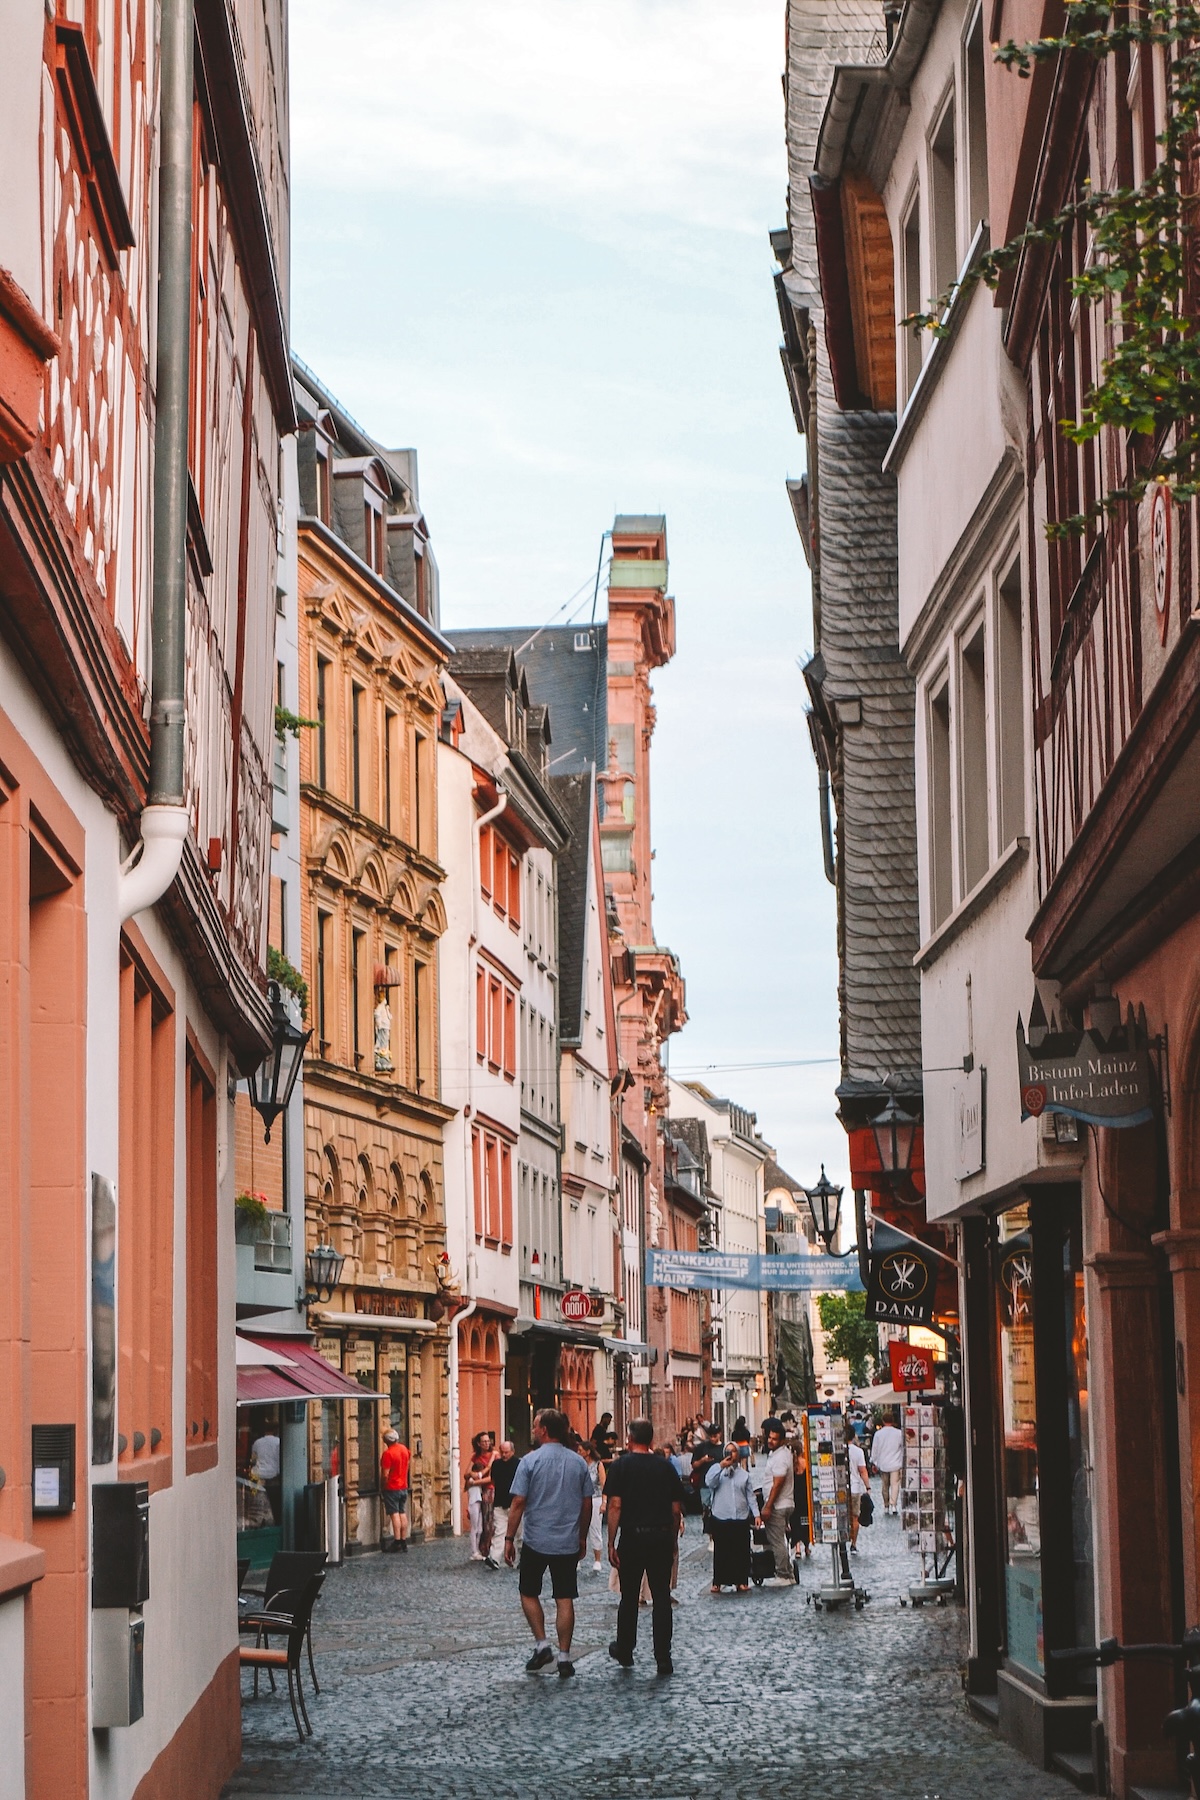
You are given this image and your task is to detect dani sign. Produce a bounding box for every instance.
[888,1339,936,1392]
[865,1224,940,1325]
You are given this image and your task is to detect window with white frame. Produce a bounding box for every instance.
[900,187,923,403]
[922,541,1026,938]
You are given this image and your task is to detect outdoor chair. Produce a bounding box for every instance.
[239,1550,327,1692]
[238,1571,324,1741]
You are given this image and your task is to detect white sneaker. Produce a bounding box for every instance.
[469,1552,486,1561]
[590,1562,603,1574]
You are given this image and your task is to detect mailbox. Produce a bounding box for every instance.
[92,1482,150,1609]
[92,1609,145,1727]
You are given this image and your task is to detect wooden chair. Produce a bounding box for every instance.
[238,1572,323,1741]
[239,1550,327,1692]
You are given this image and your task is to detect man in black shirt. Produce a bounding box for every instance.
[605,1419,684,1675]
[490,1439,521,1554]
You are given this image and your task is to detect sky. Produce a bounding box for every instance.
[289,0,846,1192]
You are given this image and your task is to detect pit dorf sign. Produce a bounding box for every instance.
[560,1290,598,1323]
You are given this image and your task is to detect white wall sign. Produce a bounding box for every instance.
[955,1067,985,1180]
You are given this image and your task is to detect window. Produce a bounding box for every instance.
[118,939,175,1485]
[187,106,210,508]
[364,502,384,575]
[485,1135,500,1241]
[500,1144,513,1248]
[185,1041,218,1471]
[316,448,331,525]
[414,959,428,1090]
[902,191,923,401]
[385,710,397,833]
[507,851,521,929]
[503,987,516,1080]
[316,657,330,788]
[959,620,989,894]
[488,977,503,1072]
[351,684,363,813]
[352,928,364,1065]
[928,679,953,930]
[964,6,989,232]
[472,1128,484,1238]
[930,96,958,299]
[317,910,331,1050]
[476,966,487,1064]
[996,557,1025,848]
[413,732,426,853]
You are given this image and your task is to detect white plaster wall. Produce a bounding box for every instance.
[436,735,476,1311]
[0,2,48,309]
[0,1594,25,1800]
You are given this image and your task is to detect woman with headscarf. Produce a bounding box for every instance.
[465,1430,497,1566]
[705,1442,762,1593]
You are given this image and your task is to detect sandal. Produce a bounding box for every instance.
[736,1585,750,1593]
[710,1584,721,1595]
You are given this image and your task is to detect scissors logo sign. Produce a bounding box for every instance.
[879,1250,929,1300]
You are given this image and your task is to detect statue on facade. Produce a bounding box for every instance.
[374,994,393,1071]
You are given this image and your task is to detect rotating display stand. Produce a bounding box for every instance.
[802,1404,870,1613]
[899,1400,955,1606]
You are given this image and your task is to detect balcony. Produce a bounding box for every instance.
[235,1207,295,1319]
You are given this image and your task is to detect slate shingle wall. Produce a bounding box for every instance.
[786,0,922,1090]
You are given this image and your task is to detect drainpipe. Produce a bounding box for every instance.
[118,0,193,922]
[448,784,509,1531]
[818,767,836,887]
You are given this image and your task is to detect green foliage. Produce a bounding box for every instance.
[235,1190,269,1227]
[275,704,320,738]
[267,945,308,1018]
[905,2,1200,533]
[815,1290,880,1388]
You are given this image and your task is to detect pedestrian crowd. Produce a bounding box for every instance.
[371,1403,908,1677]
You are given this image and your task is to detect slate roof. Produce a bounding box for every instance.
[548,771,593,1048]
[763,1156,805,1197]
[445,626,607,775]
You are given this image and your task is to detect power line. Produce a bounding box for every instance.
[673,1057,840,1075]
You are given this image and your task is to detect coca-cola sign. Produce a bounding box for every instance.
[888,1340,935,1392]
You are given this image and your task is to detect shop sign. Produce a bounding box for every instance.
[1016,995,1155,1128]
[355,1290,420,1318]
[560,1289,597,1323]
[888,1340,936,1391]
[865,1227,939,1325]
[998,1235,1033,1328]
[954,1067,985,1180]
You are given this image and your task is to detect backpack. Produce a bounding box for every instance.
[858,1492,874,1528]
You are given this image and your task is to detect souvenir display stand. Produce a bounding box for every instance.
[803,1404,869,1612]
[900,1400,955,1605]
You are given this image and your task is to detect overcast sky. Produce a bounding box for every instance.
[290,0,846,1191]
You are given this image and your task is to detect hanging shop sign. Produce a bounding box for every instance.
[1016,994,1155,1128]
[888,1340,936,1392]
[865,1224,940,1325]
[560,1289,602,1323]
[644,1248,864,1293]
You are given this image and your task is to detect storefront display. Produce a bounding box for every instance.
[998,1205,1041,1675]
[901,1402,951,1578]
[805,1404,849,1543]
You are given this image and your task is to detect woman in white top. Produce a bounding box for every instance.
[705,1446,762,1593]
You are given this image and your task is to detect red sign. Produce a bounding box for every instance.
[560,1290,592,1323]
[889,1340,936,1392]
[1021,1083,1047,1118]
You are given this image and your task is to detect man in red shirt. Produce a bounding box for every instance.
[380,1429,411,1552]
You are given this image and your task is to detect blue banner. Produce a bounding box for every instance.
[645,1248,863,1293]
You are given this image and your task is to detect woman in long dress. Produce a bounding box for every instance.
[705,1443,762,1593]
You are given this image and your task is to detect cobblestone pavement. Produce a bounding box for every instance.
[225,1494,1074,1800]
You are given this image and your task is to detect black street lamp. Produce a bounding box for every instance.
[803,1165,845,1254]
[303,1243,345,1305]
[247,981,311,1142]
[870,1096,918,1188]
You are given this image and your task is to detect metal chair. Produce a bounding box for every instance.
[238,1572,324,1742]
[239,1550,327,1692]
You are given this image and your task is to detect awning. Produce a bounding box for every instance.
[236,1336,296,1368]
[310,1310,438,1333]
[601,1338,654,1359]
[236,1335,388,1408]
[509,1319,605,1349]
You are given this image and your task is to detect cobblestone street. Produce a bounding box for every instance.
[225,1500,1075,1800]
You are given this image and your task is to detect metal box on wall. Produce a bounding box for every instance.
[92,1482,150,1608]
[92,1609,145,1727]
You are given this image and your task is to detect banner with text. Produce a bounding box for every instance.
[645,1249,864,1293]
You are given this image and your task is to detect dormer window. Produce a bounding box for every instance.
[316,447,331,525]
[364,498,385,574]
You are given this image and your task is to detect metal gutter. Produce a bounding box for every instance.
[815,0,943,182]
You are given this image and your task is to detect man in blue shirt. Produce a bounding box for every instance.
[503,1407,593,1678]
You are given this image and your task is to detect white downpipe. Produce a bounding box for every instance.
[449,784,508,1534]
[117,804,189,923]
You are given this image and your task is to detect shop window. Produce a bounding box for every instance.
[185,1040,218,1472]
[389,1364,408,1441]
[357,1372,380,1493]
[118,937,175,1486]
[959,620,989,893]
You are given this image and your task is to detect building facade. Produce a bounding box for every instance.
[0,0,292,1790]
[294,366,454,1550]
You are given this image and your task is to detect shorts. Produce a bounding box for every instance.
[849,1494,861,1520]
[518,1545,579,1601]
[382,1488,409,1516]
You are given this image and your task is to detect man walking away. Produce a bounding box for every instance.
[870,1411,903,1514]
[503,1409,592,1678]
[605,1419,685,1676]
[490,1439,521,1554]
[689,1423,721,1538]
[846,1418,871,1552]
[759,1418,795,1586]
[380,1429,410,1552]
